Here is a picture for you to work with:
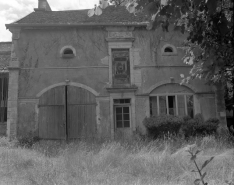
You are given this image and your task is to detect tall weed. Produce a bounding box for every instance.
[0,136,233,185]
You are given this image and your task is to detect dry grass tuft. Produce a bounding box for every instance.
[0,136,233,185]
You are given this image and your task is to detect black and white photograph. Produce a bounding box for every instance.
[0,0,233,184]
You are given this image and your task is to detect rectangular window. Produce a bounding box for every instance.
[150,95,194,118]
[112,49,130,85]
[114,99,130,128]
[0,74,8,123]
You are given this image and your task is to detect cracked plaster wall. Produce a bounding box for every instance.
[17,28,111,137]
[18,28,109,98]
[132,27,214,94]
[15,25,226,137]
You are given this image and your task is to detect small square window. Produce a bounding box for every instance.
[116,121,122,128]
[123,114,130,120]
[123,107,129,113]
[124,121,130,127]
[116,107,122,113]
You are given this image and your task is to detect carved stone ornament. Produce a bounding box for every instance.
[108,32,133,38]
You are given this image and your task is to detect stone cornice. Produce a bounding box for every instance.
[106,38,135,42]
[8,28,21,40]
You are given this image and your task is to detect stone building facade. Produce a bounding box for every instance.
[4,0,227,139]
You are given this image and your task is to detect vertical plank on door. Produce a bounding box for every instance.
[67,86,96,139]
[38,86,66,139]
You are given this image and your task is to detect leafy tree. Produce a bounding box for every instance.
[89,0,233,111]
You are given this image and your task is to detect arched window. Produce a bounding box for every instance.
[161,44,177,56]
[63,48,73,55]
[60,46,76,58]
[164,47,173,53]
[149,83,194,118]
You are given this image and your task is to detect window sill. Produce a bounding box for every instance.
[62,54,75,58]
[106,86,138,93]
[162,53,178,56]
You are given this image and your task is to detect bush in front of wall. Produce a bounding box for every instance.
[143,115,184,139]
[180,117,220,138]
[196,118,220,135]
[180,118,198,138]
[194,113,204,125]
[182,115,192,122]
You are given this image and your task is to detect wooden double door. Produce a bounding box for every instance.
[38,86,96,140]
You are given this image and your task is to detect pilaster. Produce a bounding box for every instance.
[7,28,21,140]
[214,82,228,133]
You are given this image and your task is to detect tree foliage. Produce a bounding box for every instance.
[89,0,234,109]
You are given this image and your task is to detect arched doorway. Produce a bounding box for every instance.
[38,85,96,139]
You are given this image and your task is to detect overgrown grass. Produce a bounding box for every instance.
[0,136,234,185]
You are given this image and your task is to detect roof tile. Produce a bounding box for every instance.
[15,6,149,25]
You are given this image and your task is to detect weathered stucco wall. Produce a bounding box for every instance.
[14,25,223,138]
[18,28,109,98]
[132,28,213,94]
[135,96,148,134]
[18,101,38,136]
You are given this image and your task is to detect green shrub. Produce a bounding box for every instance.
[181,117,219,138]
[143,115,184,139]
[197,118,219,135]
[204,118,220,126]
[180,119,198,138]
[194,113,204,125]
[182,115,192,122]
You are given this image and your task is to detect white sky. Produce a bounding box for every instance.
[0,0,99,41]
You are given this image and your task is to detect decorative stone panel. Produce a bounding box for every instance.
[108,32,133,39]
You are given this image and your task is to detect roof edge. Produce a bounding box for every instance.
[9,12,33,25]
[0,41,12,44]
[6,22,148,29]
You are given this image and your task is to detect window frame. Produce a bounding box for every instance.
[0,73,8,124]
[161,44,178,56]
[150,93,194,117]
[107,42,134,87]
[164,47,173,53]
[113,98,131,129]
[111,48,131,86]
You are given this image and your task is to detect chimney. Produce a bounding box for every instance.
[35,0,52,11]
